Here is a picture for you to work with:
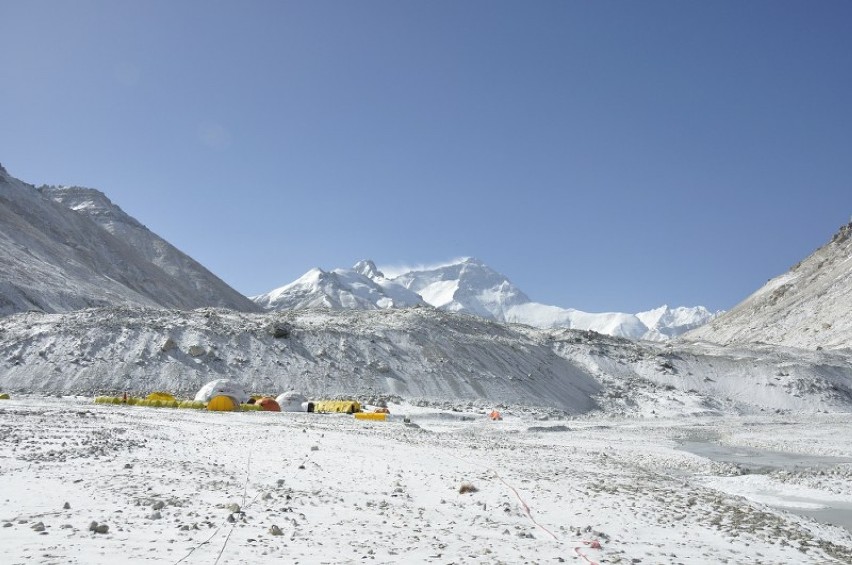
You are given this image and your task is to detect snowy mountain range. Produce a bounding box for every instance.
[685,221,852,350]
[0,164,258,315]
[1,162,713,341]
[254,258,718,341]
[1,161,852,416]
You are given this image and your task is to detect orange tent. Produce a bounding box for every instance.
[489,410,502,421]
[257,397,281,412]
[374,407,390,414]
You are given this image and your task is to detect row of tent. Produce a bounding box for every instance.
[95,379,363,414]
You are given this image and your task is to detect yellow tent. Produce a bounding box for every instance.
[313,400,361,414]
[354,412,386,421]
[146,392,176,402]
[208,395,238,411]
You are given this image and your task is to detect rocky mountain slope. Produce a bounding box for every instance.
[2,307,850,416]
[685,222,852,350]
[255,258,718,341]
[42,185,258,312]
[0,165,258,315]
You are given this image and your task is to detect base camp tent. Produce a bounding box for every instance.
[194,379,248,405]
[313,400,361,414]
[257,397,281,412]
[208,395,238,411]
[276,391,308,412]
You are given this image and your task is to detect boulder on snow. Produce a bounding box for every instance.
[187,345,206,357]
[267,322,291,339]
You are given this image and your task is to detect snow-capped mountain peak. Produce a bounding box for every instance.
[252,262,424,311]
[254,258,717,341]
[390,257,530,318]
[353,259,384,279]
[636,304,719,340]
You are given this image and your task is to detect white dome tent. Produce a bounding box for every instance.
[194,379,248,405]
[276,391,308,412]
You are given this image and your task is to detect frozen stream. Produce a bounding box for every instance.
[679,439,852,533]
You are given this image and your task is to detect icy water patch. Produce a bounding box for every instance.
[678,440,852,473]
[680,439,852,533]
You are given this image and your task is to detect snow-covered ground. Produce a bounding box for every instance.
[1,397,851,564]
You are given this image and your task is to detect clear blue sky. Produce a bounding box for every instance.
[2,1,850,313]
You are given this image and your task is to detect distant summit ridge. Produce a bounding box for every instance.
[254,257,718,341]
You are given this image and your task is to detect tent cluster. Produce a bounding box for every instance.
[93,380,367,415]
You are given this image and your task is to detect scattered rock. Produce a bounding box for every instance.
[88,521,99,532]
[459,483,478,494]
[227,503,241,514]
[151,500,165,511]
[31,522,45,532]
[95,524,109,534]
[188,345,206,357]
[63,502,71,510]
[269,524,283,536]
[268,322,291,339]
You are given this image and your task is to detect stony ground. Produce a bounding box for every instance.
[1,397,851,564]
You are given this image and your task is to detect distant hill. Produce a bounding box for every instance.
[684,222,852,350]
[0,164,259,315]
[254,257,718,341]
